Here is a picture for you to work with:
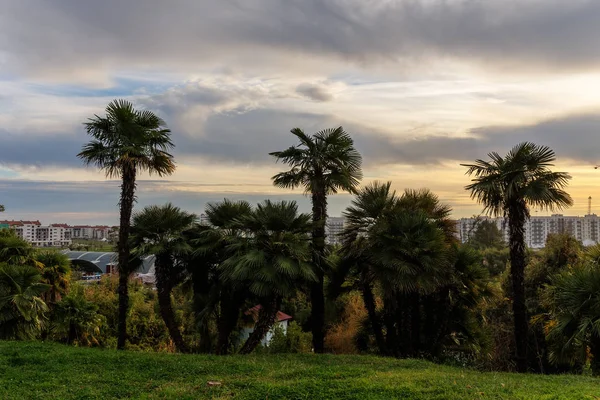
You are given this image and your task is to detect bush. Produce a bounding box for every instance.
[265,322,312,354]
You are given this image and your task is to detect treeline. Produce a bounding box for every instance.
[1,99,599,377]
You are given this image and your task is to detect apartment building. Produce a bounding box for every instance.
[325,217,346,245]
[0,220,72,247]
[456,214,600,248]
[71,225,111,240]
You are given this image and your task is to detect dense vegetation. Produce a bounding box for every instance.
[1,341,598,400]
[1,98,599,394]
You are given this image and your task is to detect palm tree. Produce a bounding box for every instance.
[188,199,253,355]
[463,142,572,372]
[78,99,176,350]
[0,263,50,339]
[36,250,71,305]
[0,230,39,267]
[340,181,398,355]
[52,286,104,346]
[130,203,196,353]
[545,264,600,375]
[270,127,362,352]
[221,200,315,354]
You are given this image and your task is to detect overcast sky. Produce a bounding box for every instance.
[2,0,600,224]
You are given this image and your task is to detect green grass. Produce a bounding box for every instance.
[0,342,597,399]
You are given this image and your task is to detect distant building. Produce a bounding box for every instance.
[199,213,210,226]
[326,217,346,245]
[0,220,71,247]
[455,214,600,249]
[239,305,293,347]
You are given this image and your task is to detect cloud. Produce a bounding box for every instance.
[3,0,600,83]
[296,83,334,102]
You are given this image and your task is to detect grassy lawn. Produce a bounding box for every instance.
[0,342,598,399]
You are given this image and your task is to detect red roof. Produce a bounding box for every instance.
[50,223,70,228]
[0,220,40,226]
[245,305,292,322]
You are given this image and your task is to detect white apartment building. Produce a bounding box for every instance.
[326,217,346,245]
[456,214,600,248]
[9,222,72,247]
[71,225,111,240]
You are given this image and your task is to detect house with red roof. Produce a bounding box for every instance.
[240,305,293,347]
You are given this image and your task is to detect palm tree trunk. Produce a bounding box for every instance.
[311,187,327,353]
[155,255,188,353]
[239,297,280,354]
[157,279,188,353]
[508,203,529,372]
[361,274,387,355]
[383,301,399,357]
[216,289,245,355]
[117,164,136,350]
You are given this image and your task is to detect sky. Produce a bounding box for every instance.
[2,0,600,224]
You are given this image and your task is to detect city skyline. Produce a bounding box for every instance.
[3,1,600,223]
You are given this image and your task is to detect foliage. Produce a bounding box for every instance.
[265,322,312,354]
[325,292,369,354]
[1,341,599,400]
[0,263,50,339]
[36,250,71,305]
[0,230,40,267]
[544,263,600,375]
[51,284,104,346]
[468,219,505,250]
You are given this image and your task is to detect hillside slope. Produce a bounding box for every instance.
[0,342,597,399]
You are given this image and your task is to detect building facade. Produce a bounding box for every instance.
[325,217,346,245]
[0,220,72,247]
[455,214,600,248]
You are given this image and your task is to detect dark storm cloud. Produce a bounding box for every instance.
[3,0,600,78]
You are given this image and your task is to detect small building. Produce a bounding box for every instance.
[240,305,293,346]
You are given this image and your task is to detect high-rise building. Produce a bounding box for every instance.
[455,214,600,248]
[325,217,345,245]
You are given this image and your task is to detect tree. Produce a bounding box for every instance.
[130,203,196,353]
[463,142,572,372]
[468,219,505,250]
[270,127,362,352]
[187,199,253,355]
[51,285,103,346]
[36,250,71,305]
[0,205,4,212]
[545,264,600,375]
[0,263,50,339]
[221,200,315,354]
[78,99,176,350]
[0,230,39,267]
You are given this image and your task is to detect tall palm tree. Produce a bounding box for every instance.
[78,99,176,350]
[0,263,50,339]
[222,200,315,354]
[130,203,196,353]
[36,250,71,305]
[270,127,362,352]
[463,142,572,372]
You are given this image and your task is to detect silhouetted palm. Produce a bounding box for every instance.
[270,126,362,352]
[78,99,175,350]
[131,203,196,353]
[463,142,572,372]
